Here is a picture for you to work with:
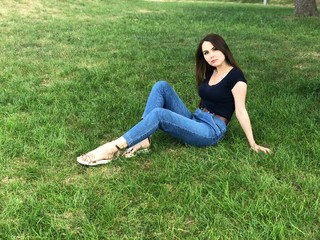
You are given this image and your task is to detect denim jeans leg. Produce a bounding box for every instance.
[142,81,192,119]
[122,108,219,147]
[122,80,224,147]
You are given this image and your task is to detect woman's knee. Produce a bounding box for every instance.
[149,107,170,120]
[153,80,170,90]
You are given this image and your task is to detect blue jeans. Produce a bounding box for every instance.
[122,81,227,147]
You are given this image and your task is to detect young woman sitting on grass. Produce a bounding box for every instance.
[77,33,271,166]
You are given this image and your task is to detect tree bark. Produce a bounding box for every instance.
[295,0,319,16]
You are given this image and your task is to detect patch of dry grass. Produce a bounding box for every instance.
[0,0,61,19]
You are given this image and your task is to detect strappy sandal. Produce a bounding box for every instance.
[77,144,121,166]
[123,137,151,158]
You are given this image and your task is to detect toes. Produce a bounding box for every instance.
[78,154,93,163]
[123,147,135,157]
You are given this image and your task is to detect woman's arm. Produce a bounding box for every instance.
[232,81,271,154]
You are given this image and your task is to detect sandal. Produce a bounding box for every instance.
[77,143,121,166]
[123,137,151,158]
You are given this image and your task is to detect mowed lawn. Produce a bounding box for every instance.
[0,0,319,239]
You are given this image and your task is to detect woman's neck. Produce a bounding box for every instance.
[215,63,233,74]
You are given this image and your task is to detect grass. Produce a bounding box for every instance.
[0,0,319,239]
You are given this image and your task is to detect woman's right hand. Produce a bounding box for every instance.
[251,143,271,154]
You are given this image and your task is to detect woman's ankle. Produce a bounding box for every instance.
[113,137,128,149]
[142,138,151,148]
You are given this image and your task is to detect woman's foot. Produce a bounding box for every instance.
[77,141,121,166]
[123,137,151,158]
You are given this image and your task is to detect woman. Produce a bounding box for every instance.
[77,34,270,166]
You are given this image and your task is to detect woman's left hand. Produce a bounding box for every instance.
[251,144,271,154]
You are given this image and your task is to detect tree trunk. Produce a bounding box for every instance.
[295,0,319,16]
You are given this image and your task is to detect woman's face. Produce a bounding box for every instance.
[202,41,226,67]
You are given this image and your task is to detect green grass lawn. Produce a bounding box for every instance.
[0,0,319,239]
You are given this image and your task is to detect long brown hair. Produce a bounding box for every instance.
[195,34,242,87]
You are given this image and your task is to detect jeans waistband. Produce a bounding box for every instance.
[194,108,227,130]
[200,107,229,125]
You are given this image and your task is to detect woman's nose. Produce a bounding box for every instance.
[209,52,215,58]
